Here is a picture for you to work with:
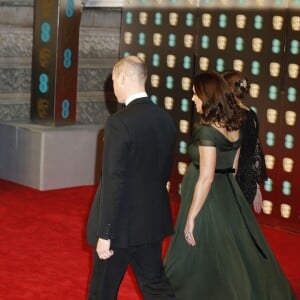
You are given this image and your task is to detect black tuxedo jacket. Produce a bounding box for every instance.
[87,97,177,248]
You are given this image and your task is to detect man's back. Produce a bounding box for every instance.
[118,97,176,183]
[102,97,177,247]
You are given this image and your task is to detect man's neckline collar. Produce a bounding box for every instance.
[125,92,148,106]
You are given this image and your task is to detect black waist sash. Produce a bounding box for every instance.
[193,163,235,174]
[215,168,235,174]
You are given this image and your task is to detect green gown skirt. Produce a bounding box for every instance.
[164,163,296,300]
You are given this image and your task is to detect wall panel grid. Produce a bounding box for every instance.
[120,7,300,232]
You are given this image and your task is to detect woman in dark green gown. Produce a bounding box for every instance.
[164,72,296,300]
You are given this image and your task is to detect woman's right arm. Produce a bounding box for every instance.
[184,145,216,246]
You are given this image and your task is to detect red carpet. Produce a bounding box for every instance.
[0,179,299,299]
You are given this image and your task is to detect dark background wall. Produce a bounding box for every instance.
[119,6,300,233]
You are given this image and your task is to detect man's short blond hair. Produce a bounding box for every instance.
[113,56,147,84]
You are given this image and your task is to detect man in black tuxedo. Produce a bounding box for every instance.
[86,55,177,299]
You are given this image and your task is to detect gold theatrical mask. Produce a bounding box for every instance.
[179,120,189,134]
[265,154,275,170]
[181,77,191,91]
[137,52,146,62]
[202,13,212,27]
[199,57,209,71]
[39,47,51,68]
[252,38,263,53]
[269,62,281,77]
[178,162,188,176]
[255,0,264,6]
[280,203,291,219]
[169,12,179,26]
[266,108,278,124]
[139,12,148,25]
[166,54,176,68]
[153,33,162,47]
[285,111,296,126]
[219,0,228,5]
[37,98,49,119]
[283,157,294,173]
[233,59,244,72]
[164,96,174,110]
[236,14,246,29]
[124,32,133,45]
[273,15,284,31]
[262,200,273,215]
[288,63,299,79]
[184,34,194,48]
[151,74,160,88]
[217,36,227,50]
[291,16,300,31]
[249,83,260,98]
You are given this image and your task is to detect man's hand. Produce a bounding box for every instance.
[96,238,114,260]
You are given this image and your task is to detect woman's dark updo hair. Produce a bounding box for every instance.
[194,71,244,131]
[222,70,250,99]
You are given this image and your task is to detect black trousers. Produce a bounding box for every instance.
[87,242,175,300]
